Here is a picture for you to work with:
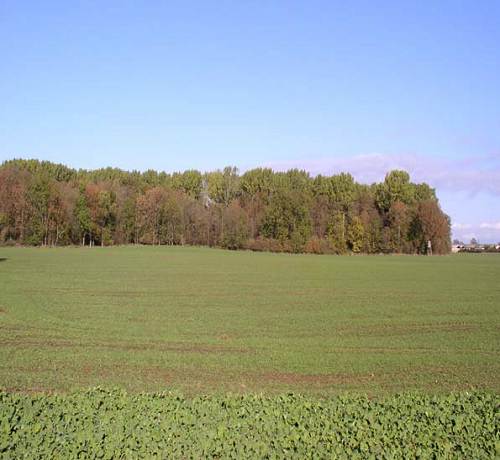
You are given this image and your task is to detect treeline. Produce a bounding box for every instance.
[0,159,451,254]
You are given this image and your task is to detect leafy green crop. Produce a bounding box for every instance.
[1,389,498,459]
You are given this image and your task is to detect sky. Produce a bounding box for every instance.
[1,1,499,242]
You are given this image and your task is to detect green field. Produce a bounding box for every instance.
[0,247,499,395]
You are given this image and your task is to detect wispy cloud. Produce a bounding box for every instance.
[479,222,500,230]
[263,152,500,242]
[452,222,500,243]
[452,223,474,231]
[264,152,500,196]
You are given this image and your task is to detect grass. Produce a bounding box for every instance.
[0,246,499,395]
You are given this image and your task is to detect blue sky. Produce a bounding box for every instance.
[1,1,499,242]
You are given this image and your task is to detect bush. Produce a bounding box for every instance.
[304,236,336,254]
[246,237,285,253]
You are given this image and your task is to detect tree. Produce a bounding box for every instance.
[347,216,365,253]
[240,168,273,201]
[114,186,138,244]
[327,212,347,254]
[75,187,92,246]
[240,168,273,237]
[0,211,6,241]
[183,199,210,246]
[261,189,311,252]
[160,190,184,245]
[354,187,382,253]
[205,166,240,243]
[375,170,414,212]
[53,182,78,245]
[221,201,249,249]
[324,173,356,250]
[172,170,203,199]
[26,173,52,245]
[96,189,116,246]
[0,166,30,243]
[82,183,116,246]
[206,167,240,206]
[388,201,409,253]
[0,159,450,255]
[413,200,451,254]
[310,195,330,239]
[136,187,167,245]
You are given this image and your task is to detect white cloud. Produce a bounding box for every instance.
[479,222,500,230]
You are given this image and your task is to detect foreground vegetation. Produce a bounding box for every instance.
[1,247,498,395]
[1,389,498,458]
[0,158,451,254]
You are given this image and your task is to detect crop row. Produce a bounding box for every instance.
[1,389,498,458]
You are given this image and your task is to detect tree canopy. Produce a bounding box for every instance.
[0,159,451,254]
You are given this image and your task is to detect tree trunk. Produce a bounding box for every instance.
[397,224,401,253]
[341,212,345,246]
[20,209,25,242]
[220,208,224,243]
